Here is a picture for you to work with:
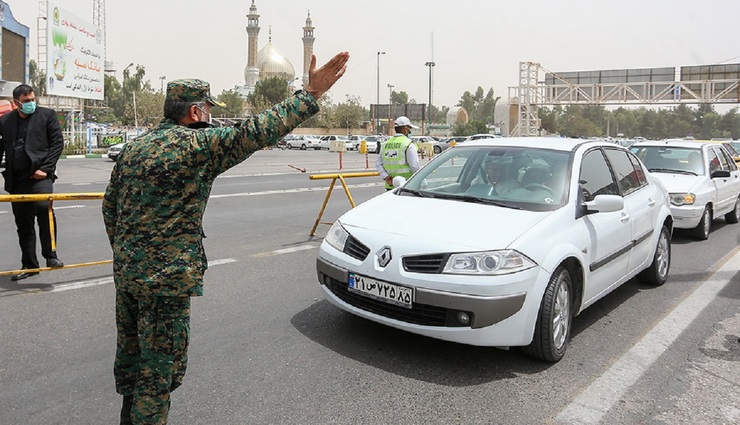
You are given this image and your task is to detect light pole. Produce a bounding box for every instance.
[123,63,134,128]
[375,51,385,134]
[425,61,435,135]
[387,84,394,131]
[159,76,166,94]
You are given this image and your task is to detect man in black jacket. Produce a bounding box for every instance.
[0,84,65,280]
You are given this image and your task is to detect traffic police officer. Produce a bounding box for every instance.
[376,116,421,189]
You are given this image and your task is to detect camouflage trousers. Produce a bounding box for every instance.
[115,289,191,425]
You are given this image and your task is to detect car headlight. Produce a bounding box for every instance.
[325,221,349,252]
[443,250,536,275]
[669,193,695,206]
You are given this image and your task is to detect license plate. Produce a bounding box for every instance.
[348,273,414,308]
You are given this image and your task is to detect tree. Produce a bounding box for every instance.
[334,99,365,131]
[212,90,245,118]
[390,91,409,105]
[135,90,165,126]
[248,76,289,106]
[29,60,47,95]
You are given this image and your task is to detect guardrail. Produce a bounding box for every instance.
[308,172,379,236]
[0,193,110,277]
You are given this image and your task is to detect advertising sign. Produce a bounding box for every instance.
[46,2,104,100]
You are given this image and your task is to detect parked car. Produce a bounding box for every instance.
[319,135,351,150]
[286,135,321,150]
[631,140,740,239]
[411,135,448,154]
[106,142,127,161]
[466,134,503,141]
[362,135,385,153]
[348,135,365,151]
[317,137,672,362]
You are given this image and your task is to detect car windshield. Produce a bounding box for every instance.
[400,146,571,211]
[631,146,705,175]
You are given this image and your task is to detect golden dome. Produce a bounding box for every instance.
[257,41,295,81]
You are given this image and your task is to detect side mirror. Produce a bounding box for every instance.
[392,176,407,188]
[710,170,731,178]
[584,194,624,214]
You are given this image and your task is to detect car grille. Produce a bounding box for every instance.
[323,276,466,327]
[344,235,370,261]
[403,254,449,274]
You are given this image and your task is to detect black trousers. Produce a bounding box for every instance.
[10,177,58,269]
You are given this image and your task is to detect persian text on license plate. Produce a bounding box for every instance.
[348,273,414,308]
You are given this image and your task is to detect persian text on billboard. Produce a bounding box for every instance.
[46,2,104,100]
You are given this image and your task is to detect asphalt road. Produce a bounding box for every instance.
[0,149,737,424]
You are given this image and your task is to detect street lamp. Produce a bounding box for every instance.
[159,76,166,94]
[375,51,385,134]
[425,61,435,135]
[387,84,394,131]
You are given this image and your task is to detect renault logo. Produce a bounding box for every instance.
[377,246,392,267]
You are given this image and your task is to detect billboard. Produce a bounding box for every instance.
[46,2,104,100]
[545,67,675,102]
[680,63,740,101]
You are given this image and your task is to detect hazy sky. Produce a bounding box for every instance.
[8,0,740,109]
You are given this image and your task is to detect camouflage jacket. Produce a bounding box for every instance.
[102,90,319,297]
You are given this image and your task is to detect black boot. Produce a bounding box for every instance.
[120,395,133,425]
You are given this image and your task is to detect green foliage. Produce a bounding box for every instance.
[212,90,246,118]
[452,120,489,136]
[390,91,409,105]
[456,87,500,124]
[535,103,740,139]
[29,60,47,95]
[248,77,289,106]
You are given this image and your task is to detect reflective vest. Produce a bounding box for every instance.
[381,135,415,189]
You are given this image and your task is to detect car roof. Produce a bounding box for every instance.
[631,140,714,149]
[462,136,608,152]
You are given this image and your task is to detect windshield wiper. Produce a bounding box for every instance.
[422,192,523,209]
[648,168,698,176]
[397,187,433,197]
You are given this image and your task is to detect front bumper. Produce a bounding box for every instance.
[670,204,705,229]
[317,256,526,330]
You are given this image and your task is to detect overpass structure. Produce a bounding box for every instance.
[508,61,740,137]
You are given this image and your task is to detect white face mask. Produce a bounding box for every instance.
[196,105,212,125]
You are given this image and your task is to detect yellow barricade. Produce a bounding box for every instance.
[308,171,379,236]
[0,192,110,276]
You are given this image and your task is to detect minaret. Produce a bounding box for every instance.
[302,10,315,88]
[245,0,260,89]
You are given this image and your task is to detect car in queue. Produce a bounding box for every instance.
[362,135,385,154]
[631,140,740,239]
[317,137,673,362]
[106,142,127,161]
[411,135,448,154]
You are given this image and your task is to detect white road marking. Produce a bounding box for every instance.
[53,205,86,210]
[2,258,238,296]
[252,244,316,258]
[555,250,740,424]
[210,182,381,199]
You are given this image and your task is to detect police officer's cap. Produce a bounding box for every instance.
[394,116,419,129]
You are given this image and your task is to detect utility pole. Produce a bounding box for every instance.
[376,51,385,134]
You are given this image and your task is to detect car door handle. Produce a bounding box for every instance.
[620,212,630,223]
[648,199,656,207]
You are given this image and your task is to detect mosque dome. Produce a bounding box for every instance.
[257,41,295,81]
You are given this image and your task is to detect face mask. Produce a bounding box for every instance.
[196,105,212,125]
[187,105,214,129]
[19,101,36,115]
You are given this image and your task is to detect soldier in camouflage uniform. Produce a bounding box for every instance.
[103,52,349,424]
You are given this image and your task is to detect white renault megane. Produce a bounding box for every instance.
[317,137,673,362]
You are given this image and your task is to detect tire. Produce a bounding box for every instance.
[300,144,307,150]
[724,195,740,224]
[637,225,671,286]
[287,143,293,150]
[433,145,442,154]
[522,266,572,362]
[691,206,711,240]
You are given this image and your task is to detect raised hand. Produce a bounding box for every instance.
[305,52,350,100]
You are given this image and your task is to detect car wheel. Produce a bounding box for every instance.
[301,144,307,150]
[433,145,441,154]
[724,195,740,224]
[522,265,572,362]
[637,225,671,286]
[287,143,293,150]
[314,146,321,150]
[691,206,711,240]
